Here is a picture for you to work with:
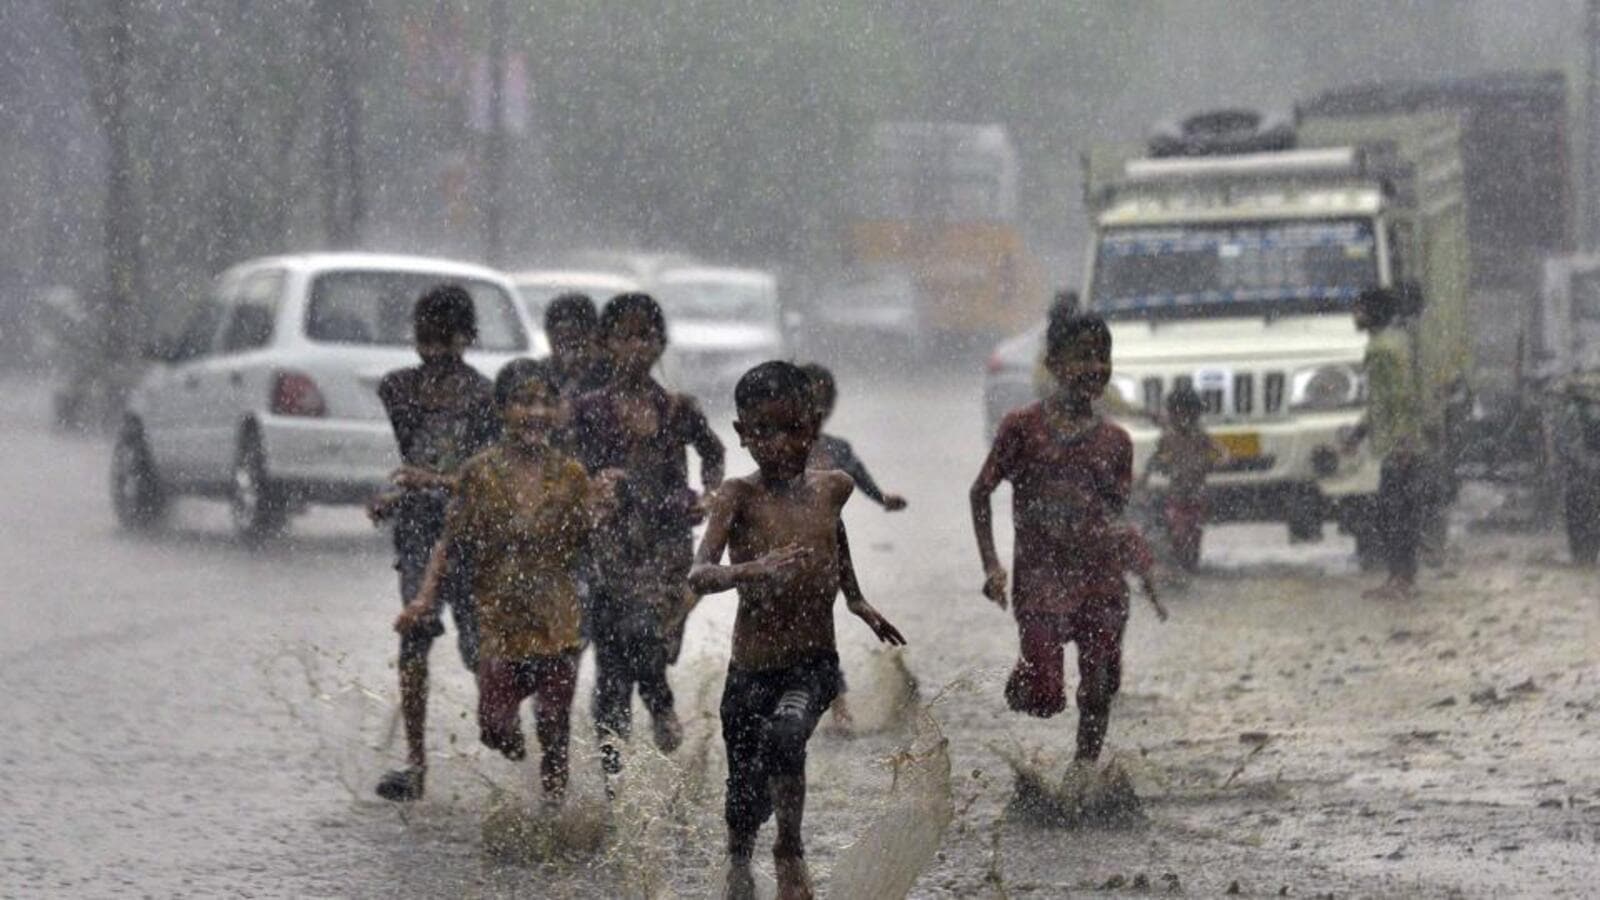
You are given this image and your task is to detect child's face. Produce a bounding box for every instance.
[1045,335,1111,405]
[606,313,665,380]
[548,322,596,366]
[502,388,568,450]
[735,396,817,481]
[416,330,470,367]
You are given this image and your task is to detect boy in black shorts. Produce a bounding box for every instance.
[690,360,905,900]
[371,285,500,802]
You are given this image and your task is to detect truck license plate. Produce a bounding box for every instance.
[1217,432,1261,459]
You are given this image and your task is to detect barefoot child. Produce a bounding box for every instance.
[799,363,906,732]
[572,293,724,788]
[371,285,500,802]
[395,361,613,805]
[690,360,906,900]
[971,312,1157,764]
[1140,385,1226,571]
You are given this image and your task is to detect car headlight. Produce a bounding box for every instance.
[1109,374,1141,407]
[1290,364,1364,411]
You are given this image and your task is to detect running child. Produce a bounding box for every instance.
[1140,385,1226,571]
[971,312,1160,764]
[395,361,614,805]
[544,293,611,400]
[572,293,725,786]
[800,363,907,511]
[799,362,905,732]
[690,360,905,900]
[371,285,500,802]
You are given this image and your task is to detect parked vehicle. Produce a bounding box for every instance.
[561,250,702,285]
[844,122,1044,348]
[112,253,540,539]
[652,265,783,403]
[508,268,641,325]
[801,265,927,359]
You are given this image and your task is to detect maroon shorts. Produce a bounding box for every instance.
[477,652,578,761]
[1005,602,1127,718]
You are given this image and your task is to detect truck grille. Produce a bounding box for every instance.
[1134,370,1288,420]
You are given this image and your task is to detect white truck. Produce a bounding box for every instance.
[1078,108,1473,559]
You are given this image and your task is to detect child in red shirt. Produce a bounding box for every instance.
[971,312,1165,763]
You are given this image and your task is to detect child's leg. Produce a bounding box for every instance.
[1072,611,1126,762]
[531,652,579,800]
[440,552,480,674]
[720,670,776,861]
[590,589,635,747]
[476,658,530,760]
[1004,613,1067,718]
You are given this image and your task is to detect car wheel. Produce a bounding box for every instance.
[231,429,288,541]
[111,422,167,530]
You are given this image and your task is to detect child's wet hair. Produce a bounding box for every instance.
[544,293,599,334]
[1356,285,1403,327]
[735,360,813,416]
[1166,384,1205,419]
[600,292,667,341]
[414,284,478,342]
[799,362,836,413]
[494,358,562,409]
[1045,311,1112,364]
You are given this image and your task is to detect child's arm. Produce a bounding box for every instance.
[1138,572,1169,622]
[835,440,906,511]
[390,465,460,493]
[970,447,1009,609]
[682,399,725,491]
[837,520,906,645]
[687,482,808,596]
[393,512,461,635]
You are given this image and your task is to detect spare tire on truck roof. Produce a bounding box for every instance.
[1148,109,1296,158]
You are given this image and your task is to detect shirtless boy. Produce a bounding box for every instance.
[971,312,1159,765]
[690,360,905,900]
[395,361,613,805]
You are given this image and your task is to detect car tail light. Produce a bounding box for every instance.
[272,370,326,417]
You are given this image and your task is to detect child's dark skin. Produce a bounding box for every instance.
[972,331,1113,606]
[691,390,903,900]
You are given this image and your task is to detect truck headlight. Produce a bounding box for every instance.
[1290,364,1363,411]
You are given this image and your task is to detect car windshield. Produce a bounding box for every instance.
[305,272,526,351]
[1090,218,1379,320]
[655,279,775,323]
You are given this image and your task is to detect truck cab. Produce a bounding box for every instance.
[1084,141,1405,540]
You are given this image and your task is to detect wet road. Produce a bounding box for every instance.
[2,370,1598,898]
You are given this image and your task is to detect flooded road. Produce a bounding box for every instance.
[2,369,1597,898]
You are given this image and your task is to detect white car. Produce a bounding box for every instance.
[508,268,641,327]
[652,266,784,404]
[112,253,542,539]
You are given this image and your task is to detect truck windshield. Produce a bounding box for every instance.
[1090,219,1379,320]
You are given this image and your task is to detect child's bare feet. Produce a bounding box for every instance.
[375,766,425,802]
[774,853,814,900]
[723,858,757,900]
[652,710,683,753]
